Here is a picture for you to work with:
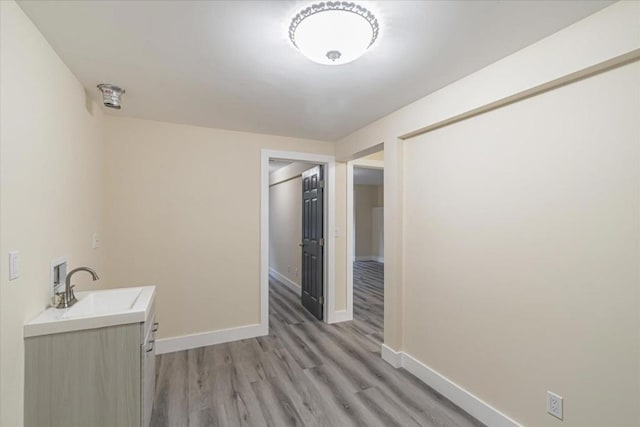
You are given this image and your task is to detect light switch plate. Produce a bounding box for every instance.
[9,251,20,280]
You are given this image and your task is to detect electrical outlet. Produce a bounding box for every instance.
[547,391,563,420]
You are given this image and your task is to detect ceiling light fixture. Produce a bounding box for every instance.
[289,2,379,65]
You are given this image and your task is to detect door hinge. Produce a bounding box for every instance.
[319,180,325,189]
[319,296,324,305]
[319,238,324,247]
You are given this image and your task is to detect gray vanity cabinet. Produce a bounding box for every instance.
[24,312,157,427]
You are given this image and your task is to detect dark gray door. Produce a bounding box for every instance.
[301,165,324,320]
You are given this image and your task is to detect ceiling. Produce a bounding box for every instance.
[18,1,612,141]
[355,167,384,186]
[269,160,293,174]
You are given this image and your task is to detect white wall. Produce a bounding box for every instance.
[103,116,335,341]
[269,176,303,287]
[0,2,106,425]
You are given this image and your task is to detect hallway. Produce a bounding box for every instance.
[151,261,483,426]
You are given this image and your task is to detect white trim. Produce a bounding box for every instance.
[346,158,385,324]
[326,159,336,322]
[330,309,352,323]
[381,344,402,368]
[402,353,521,427]
[380,345,522,427]
[262,150,336,327]
[346,162,354,323]
[269,268,301,295]
[261,151,270,330]
[156,323,266,354]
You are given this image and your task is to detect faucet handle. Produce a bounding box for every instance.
[55,292,68,308]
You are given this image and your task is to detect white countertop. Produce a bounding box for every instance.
[24,285,156,338]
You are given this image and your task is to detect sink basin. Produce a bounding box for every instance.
[24,285,156,338]
[61,288,143,319]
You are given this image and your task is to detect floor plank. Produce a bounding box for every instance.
[151,261,484,427]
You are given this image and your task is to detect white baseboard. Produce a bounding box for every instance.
[269,268,301,295]
[156,323,267,355]
[380,345,521,427]
[355,256,384,263]
[381,344,402,368]
[329,309,352,324]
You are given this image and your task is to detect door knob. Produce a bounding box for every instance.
[299,243,305,247]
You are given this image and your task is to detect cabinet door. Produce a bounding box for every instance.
[141,322,156,427]
[25,324,141,427]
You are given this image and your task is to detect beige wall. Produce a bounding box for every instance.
[354,184,383,258]
[269,176,302,287]
[3,1,637,426]
[403,61,639,427]
[364,151,384,161]
[336,2,640,161]
[334,2,640,426]
[0,2,106,425]
[104,116,335,340]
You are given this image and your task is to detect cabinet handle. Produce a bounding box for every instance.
[152,322,159,333]
[146,340,155,353]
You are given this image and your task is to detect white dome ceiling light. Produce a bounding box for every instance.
[289,2,380,65]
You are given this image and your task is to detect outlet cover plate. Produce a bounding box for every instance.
[50,257,67,296]
[547,391,563,420]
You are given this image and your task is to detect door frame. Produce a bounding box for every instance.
[346,157,384,323]
[261,150,336,331]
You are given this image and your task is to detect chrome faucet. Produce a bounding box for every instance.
[56,267,100,309]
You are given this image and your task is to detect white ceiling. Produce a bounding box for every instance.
[269,160,293,174]
[18,1,612,141]
[354,167,384,186]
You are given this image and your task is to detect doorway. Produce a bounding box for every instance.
[261,150,336,333]
[347,151,384,332]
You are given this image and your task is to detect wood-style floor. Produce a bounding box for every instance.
[151,261,484,427]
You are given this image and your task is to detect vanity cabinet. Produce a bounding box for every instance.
[24,308,157,427]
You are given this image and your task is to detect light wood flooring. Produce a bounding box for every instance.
[150,261,484,427]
